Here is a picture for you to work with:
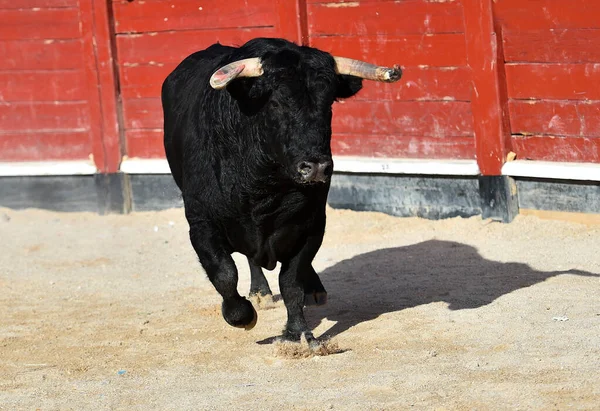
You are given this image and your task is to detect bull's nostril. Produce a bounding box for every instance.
[297,161,331,183]
[298,161,315,177]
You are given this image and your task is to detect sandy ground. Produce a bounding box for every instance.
[1,206,599,410]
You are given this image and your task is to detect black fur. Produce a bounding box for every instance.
[162,38,362,343]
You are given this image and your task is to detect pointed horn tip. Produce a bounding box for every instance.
[381,65,402,82]
[209,64,247,90]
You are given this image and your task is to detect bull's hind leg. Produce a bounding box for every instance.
[279,234,323,346]
[303,266,327,306]
[189,223,257,330]
[248,259,275,308]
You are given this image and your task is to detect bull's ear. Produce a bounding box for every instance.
[336,75,363,99]
[226,78,270,115]
[227,77,269,100]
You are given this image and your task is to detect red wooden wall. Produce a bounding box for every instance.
[2,0,600,173]
[113,0,304,159]
[495,0,600,164]
[0,0,120,172]
[115,0,277,158]
[309,0,474,160]
[113,0,476,161]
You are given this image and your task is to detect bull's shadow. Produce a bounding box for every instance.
[299,240,596,339]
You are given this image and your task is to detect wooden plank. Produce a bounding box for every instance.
[125,129,165,158]
[0,8,80,40]
[0,0,77,9]
[113,0,276,34]
[0,39,83,70]
[511,135,600,163]
[119,64,174,99]
[494,0,600,31]
[122,98,162,130]
[115,27,277,65]
[0,70,88,101]
[503,29,600,63]
[307,0,381,3]
[0,102,90,132]
[79,0,122,173]
[276,0,308,44]
[464,0,512,176]
[122,102,476,158]
[310,34,467,67]
[331,134,475,159]
[354,67,471,102]
[117,34,468,98]
[0,131,91,161]
[307,0,463,3]
[332,101,473,137]
[506,63,600,100]
[509,100,600,138]
[308,0,464,36]
[122,99,474,147]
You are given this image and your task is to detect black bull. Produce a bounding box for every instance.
[162,38,401,346]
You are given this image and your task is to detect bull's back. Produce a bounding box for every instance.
[162,44,236,190]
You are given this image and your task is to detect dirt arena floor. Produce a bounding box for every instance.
[1,206,599,410]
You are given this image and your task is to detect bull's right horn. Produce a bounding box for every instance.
[334,57,402,82]
[209,58,263,89]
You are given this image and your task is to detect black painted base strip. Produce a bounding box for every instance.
[328,173,482,219]
[129,174,182,212]
[516,178,600,214]
[1,173,598,220]
[0,174,128,214]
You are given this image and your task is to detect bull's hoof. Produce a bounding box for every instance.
[304,290,328,306]
[249,292,276,310]
[274,333,342,357]
[222,297,257,330]
[277,330,319,346]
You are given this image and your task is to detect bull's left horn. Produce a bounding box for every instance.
[333,57,402,82]
[209,58,263,89]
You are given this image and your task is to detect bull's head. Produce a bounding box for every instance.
[209,41,402,185]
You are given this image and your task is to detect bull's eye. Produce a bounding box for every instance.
[270,100,280,109]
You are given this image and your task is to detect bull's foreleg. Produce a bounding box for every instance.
[189,224,257,330]
[279,234,324,346]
